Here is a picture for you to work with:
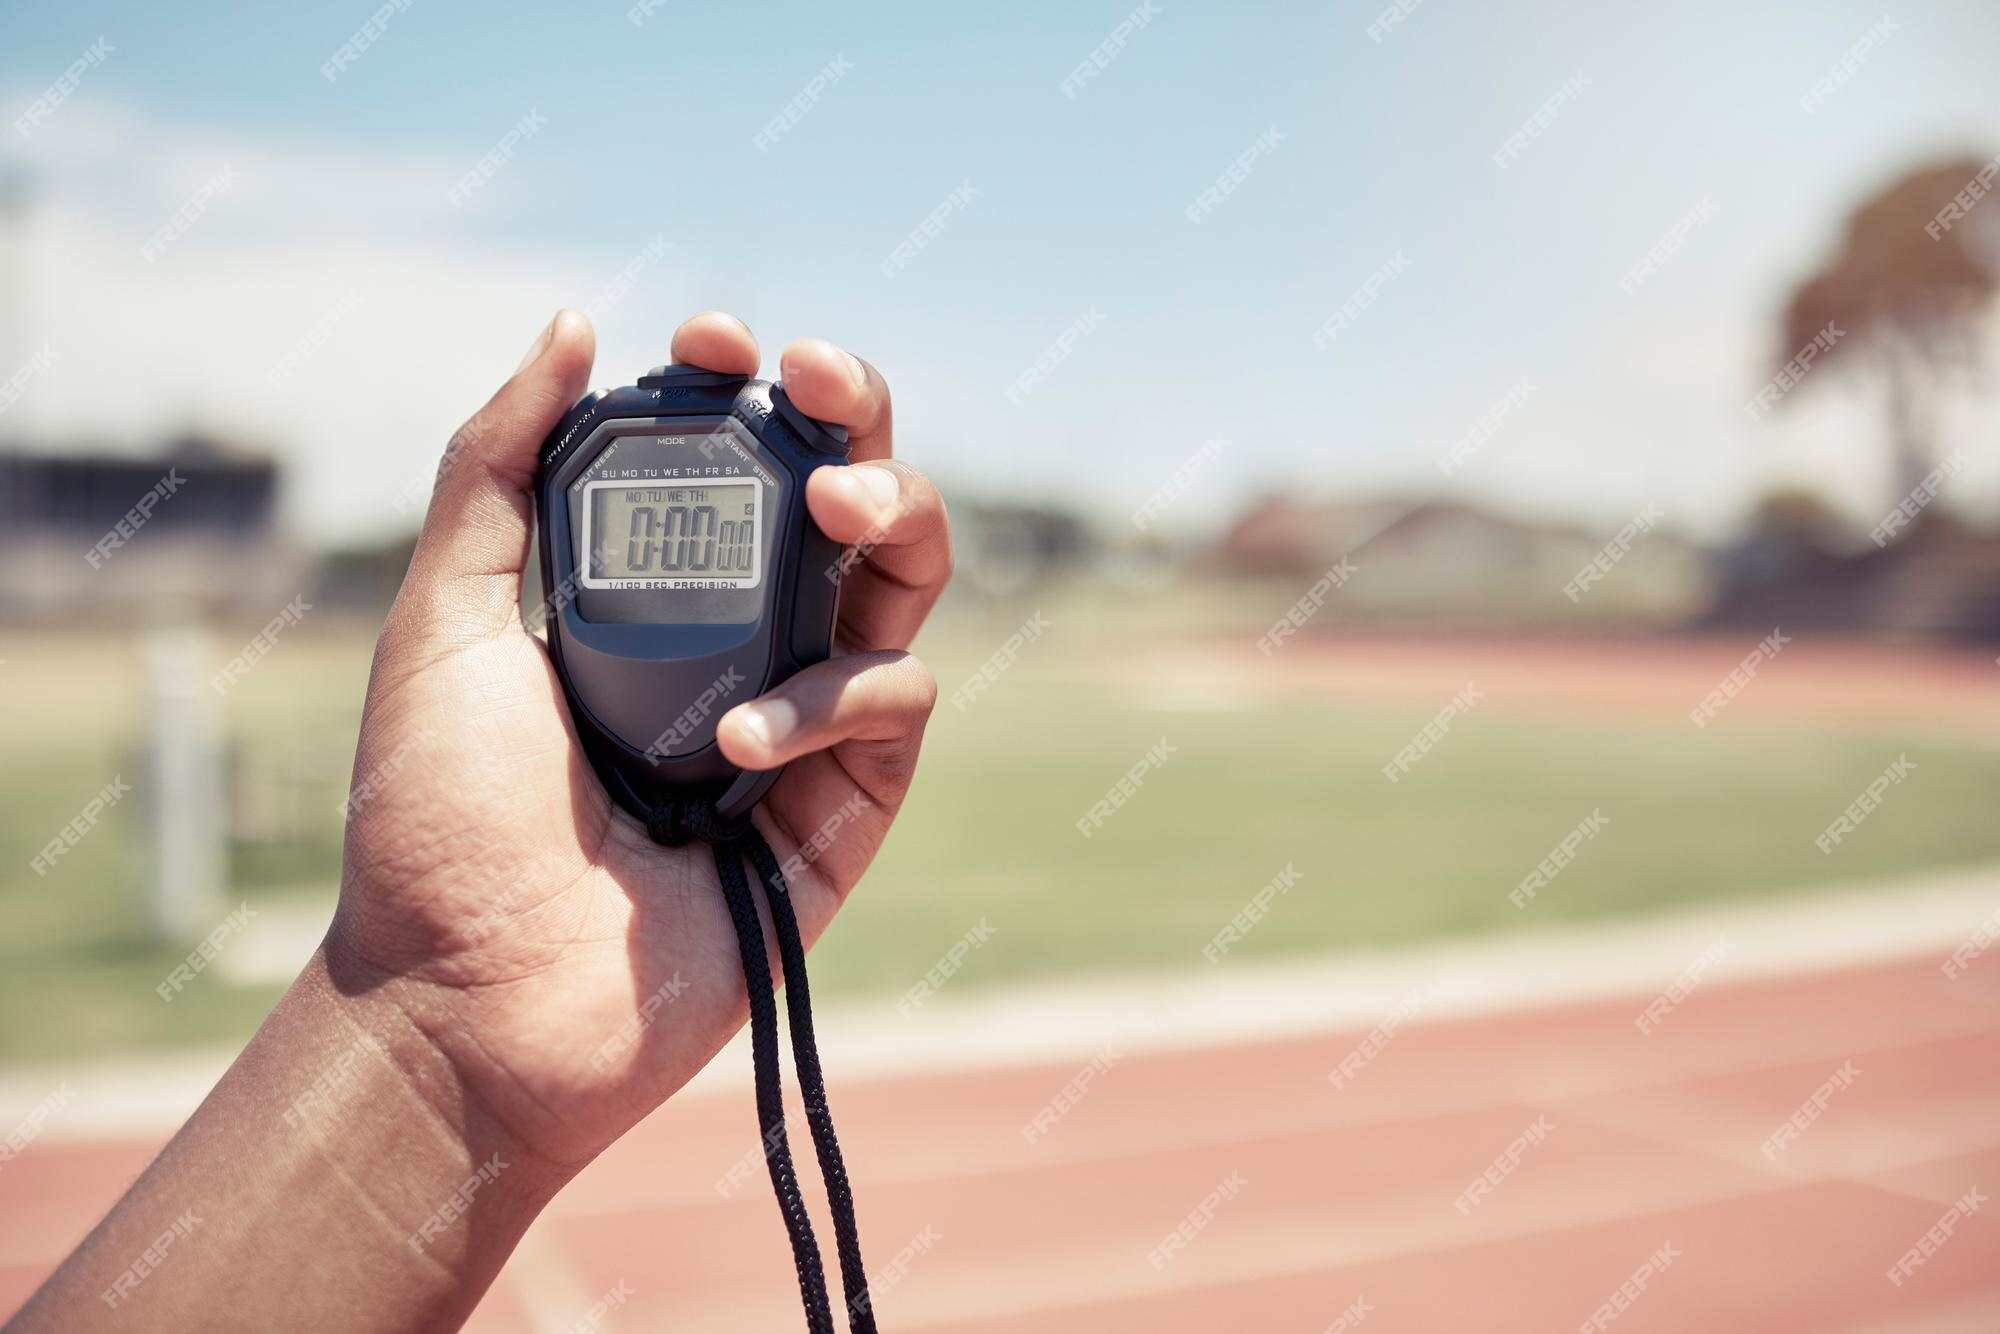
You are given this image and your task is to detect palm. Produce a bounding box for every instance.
[324,310,945,1167]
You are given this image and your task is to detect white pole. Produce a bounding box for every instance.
[143,623,226,942]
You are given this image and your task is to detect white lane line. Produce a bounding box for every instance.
[6,863,1996,1142]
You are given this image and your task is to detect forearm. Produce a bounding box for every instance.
[6,949,571,1334]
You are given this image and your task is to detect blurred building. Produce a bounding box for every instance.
[950,501,1096,597]
[1216,496,1711,627]
[0,437,302,620]
[1700,498,2000,641]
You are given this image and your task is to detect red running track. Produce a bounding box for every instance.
[4,952,1998,1332]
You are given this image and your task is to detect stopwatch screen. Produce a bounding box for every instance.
[581,480,761,589]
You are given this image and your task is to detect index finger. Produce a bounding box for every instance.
[777,338,893,461]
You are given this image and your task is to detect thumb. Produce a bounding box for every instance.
[393,309,595,644]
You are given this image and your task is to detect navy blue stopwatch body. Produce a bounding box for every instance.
[535,365,851,821]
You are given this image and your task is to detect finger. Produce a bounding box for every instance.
[715,651,937,796]
[669,311,760,376]
[777,337,893,461]
[806,463,952,652]
[397,309,595,641]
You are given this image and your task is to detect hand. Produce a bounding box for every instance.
[327,309,950,1172]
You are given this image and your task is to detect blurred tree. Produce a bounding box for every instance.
[1777,156,1998,515]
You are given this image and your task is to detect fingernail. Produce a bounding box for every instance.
[857,466,899,510]
[514,315,556,374]
[736,700,798,750]
[841,350,868,389]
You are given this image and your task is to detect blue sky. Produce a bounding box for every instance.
[3,0,1998,543]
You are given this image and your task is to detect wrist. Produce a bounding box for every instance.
[296,942,575,1272]
[10,944,577,1334]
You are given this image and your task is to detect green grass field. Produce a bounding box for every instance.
[5,584,1998,1062]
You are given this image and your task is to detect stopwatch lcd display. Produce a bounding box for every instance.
[581,480,761,589]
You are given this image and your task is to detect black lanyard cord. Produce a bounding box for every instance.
[647,798,879,1334]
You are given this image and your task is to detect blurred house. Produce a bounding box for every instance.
[1215,496,1711,627]
[0,437,303,620]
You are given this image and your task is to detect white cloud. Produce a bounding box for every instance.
[4,100,677,544]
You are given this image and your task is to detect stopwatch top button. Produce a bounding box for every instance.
[636,364,750,389]
[771,385,850,454]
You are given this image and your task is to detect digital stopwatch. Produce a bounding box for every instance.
[535,365,851,822]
